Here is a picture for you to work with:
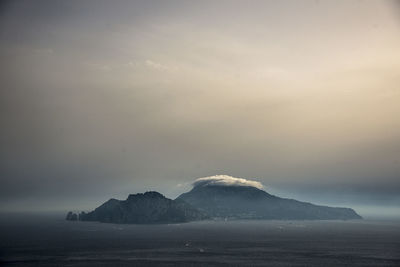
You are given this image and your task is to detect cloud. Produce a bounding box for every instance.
[145,60,172,71]
[83,62,112,71]
[34,48,54,55]
[193,175,264,189]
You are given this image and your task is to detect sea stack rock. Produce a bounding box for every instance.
[66,211,78,221]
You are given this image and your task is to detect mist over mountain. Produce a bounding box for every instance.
[177,176,362,220]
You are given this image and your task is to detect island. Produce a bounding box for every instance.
[67,176,362,223]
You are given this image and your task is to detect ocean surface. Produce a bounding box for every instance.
[0,213,399,266]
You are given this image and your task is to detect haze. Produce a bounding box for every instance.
[0,0,399,218]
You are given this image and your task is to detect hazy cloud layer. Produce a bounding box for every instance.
[193,175,264,190]
[0,0,399,213]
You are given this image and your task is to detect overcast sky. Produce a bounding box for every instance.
[1,0,399,214]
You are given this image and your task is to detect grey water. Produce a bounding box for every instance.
[0,213,399,266]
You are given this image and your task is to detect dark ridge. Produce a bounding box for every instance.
[177,184,362,220]
[74,191,208,224]
[67,185,362,224]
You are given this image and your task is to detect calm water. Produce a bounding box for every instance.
[0,213,399,266]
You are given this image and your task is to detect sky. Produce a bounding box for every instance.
[0,0,399,217]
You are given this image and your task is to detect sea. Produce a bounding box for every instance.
[0,212,399,266]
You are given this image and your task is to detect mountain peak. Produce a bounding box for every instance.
[177,176,362,220]
[78,191,207,224]
[127,191,165,201]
